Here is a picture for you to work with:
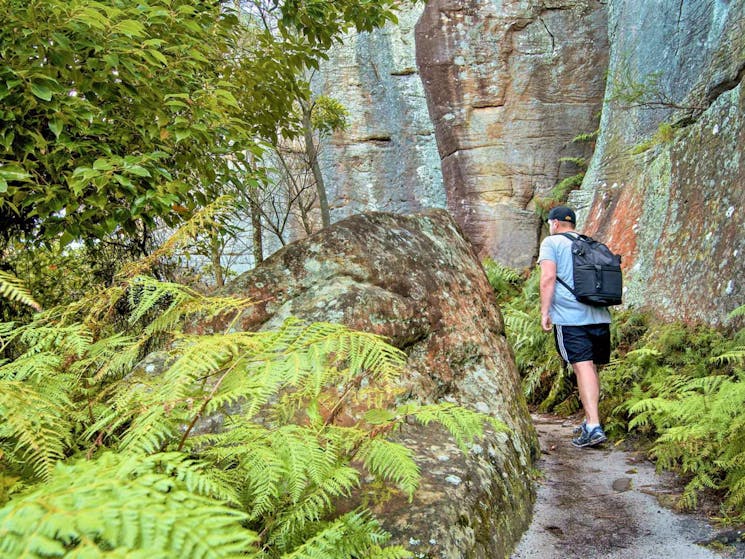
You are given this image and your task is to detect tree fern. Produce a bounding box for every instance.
[482,258,523,303]
[0,380,72,480]
[400,403,507,452]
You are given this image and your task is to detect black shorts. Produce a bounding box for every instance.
[553,324,611,365]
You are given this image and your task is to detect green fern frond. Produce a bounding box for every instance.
[279,510,398,559]
[0,380,72,480]
[0,271,41,312]
[0,352,61,382]
[402,403,504,452]
[728,305,745,319]
[711,346,745,366]
[128,452,241,505]
[118,195,238,280]
[127,275,199,327]
[16,323,93,358]
[118,407,183,455]
[572,129,599,142]
[355,438,420,499]
[558,156,588,168]
[0,452,259,558]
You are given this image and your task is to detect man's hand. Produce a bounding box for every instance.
[541,312,552,332]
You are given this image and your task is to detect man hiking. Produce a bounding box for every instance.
[538,206,611,448]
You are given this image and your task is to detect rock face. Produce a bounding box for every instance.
[570,0,745,325]
[227,209,538,558]
[415,0,609,268]
[312,5,446,219]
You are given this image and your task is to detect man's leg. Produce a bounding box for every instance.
[572,360,600,425]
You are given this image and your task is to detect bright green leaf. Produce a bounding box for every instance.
[49,119,63,138]
[30,83,53,101]
[113,20,146,37]
[147,49,168,65]
[0,165,31,182]
[126,166,151,178]
[93,159,114,171]
[364,409,395,425]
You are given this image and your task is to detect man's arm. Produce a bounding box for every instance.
[540,259,557,332]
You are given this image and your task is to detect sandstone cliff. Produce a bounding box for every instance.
[314,0,742,325]
[571,0,745,325]
[312,6,446,219]
[416,0,609,268]
[314,1,609,269]
[227,209,538,558]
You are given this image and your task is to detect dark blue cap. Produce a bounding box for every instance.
[547,206,576,224]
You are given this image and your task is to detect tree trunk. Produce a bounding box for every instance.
[302,104,330,228]
[251,199,263,266]
[210,229,224,288]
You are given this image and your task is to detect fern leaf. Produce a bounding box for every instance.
[728,305,745,319]
[279,511,394,559]
[0,452,258,558]
[0,271,41,312]
[710,346,745,366]
[355,438,420,499]
[403,403,504,452]
[0,380,72,480]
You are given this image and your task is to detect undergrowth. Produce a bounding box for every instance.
[0,218,502,558]
[486,262,745,521]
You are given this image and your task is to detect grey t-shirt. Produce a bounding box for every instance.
[538,233,612,326]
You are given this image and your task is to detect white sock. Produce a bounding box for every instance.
[585,423,600,431]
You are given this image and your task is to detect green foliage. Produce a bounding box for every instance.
[0,0,257,245]
[499,269,577,414]
[1,0,409,253]
[0,222,496,556]
[500,269,745,518]
[0,271,41,313]
[482,258,523,304]
[534,130,596,217]
[276,0,402,52]
[504,277,745,518]
[608,56,704,112]
[310,96,349,135]
[572,129,599,143]
[630,122,676,155]
[0,452,257,558]
[609,63,666,108]
[600,310,745,517]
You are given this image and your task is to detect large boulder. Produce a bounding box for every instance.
[571,0,745,326]
[226,209,538,558]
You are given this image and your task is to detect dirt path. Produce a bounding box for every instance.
[511,414,745,559]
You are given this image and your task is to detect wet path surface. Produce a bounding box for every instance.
[511,414,745,559]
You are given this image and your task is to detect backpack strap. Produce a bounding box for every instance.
[555,232,580,295]
[556,276,575,296]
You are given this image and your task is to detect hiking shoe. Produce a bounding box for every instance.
[571,424,607,448]
[572,420,586,436]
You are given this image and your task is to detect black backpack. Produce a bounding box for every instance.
[556,233,623,307]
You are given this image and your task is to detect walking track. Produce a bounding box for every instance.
[511,414,745,559]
